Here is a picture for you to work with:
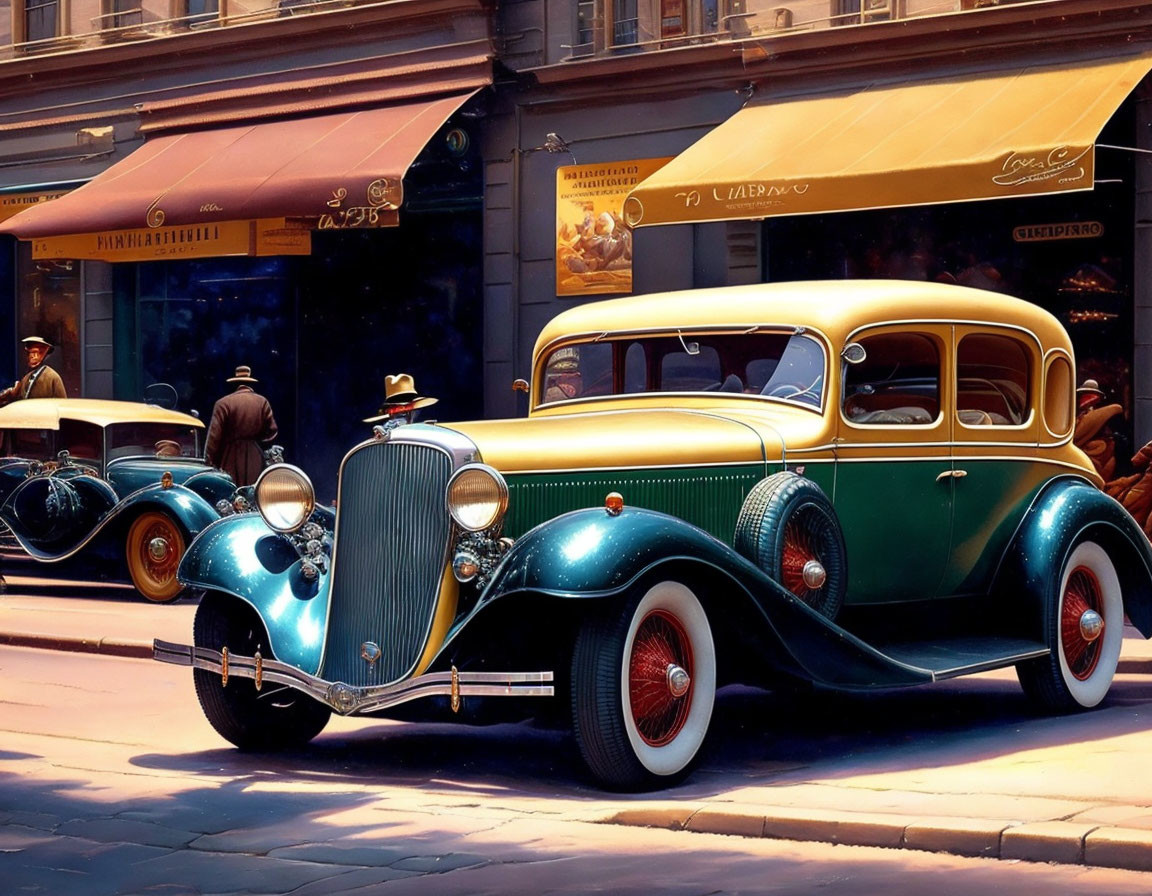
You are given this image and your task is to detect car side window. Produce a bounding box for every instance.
[843,332,941,425]
[58,419,102,460]
[956,333,1030,426]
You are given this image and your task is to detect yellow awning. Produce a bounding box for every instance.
[624,55,1152,227]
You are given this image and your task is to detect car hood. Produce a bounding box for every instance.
[443,408,788,473]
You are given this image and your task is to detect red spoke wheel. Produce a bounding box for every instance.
[572,580,716,791]
[735,472,846,620]
[1060,565,1103,681]
[628,609,693,747]
[1017,540,1123,711]
[126,511,186,603]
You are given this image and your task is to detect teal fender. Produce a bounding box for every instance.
[995,477,1152,637]
[178,513,331,675]
[3,480,221,560]
[462,507,935,689]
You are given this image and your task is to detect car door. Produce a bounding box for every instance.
[941,325,1047,597]
[834,324,955,604]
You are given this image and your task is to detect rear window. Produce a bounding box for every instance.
[106,422,201,459]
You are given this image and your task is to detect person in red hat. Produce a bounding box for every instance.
[204,365,279,486]
[0,336,66,407]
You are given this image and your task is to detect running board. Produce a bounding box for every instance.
[871,636,1049,681]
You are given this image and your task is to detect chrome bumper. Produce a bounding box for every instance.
[153,639,555,715]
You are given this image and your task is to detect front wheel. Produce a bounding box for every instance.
[126,511,186,603]
[193,592,330,750]
[1016,540,1124,711]
[571,580,716,791]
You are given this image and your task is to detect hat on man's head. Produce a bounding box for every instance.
[226,365,258,384]
[1077,378,1105,410]
[363,373,438,423]
[21,336,52,351]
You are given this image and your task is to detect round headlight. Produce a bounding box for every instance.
[447,464,508,532]
[255,464,315,533]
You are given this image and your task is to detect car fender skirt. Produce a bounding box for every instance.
[178,514,330,675]
[477,506,934,689]
[997,478,1152,638]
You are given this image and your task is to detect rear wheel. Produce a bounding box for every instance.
[1016,540,1123,711]
[126,511,186,603]
[571,580,715,791]
[193,592,330,750]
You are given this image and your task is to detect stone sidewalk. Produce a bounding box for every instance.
[5,573,1152,876]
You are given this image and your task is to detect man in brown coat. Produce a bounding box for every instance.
[0,336,67,407]
[204,365,279,486]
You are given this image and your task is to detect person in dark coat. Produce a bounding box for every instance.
[0,336,67,407]
[204,365,279,486]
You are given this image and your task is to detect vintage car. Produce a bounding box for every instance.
[155,280,1152,790]
[0,398,239,602]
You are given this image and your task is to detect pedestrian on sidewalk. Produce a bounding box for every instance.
[0,336,67,407]
[204,365,279,486]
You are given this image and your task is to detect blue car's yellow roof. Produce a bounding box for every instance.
[0,398,204,430]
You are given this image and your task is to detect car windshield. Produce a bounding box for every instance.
[539,330,825,409]
[106,422,201,460]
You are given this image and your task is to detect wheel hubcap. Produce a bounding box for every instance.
[801,559,827,590]
[666,663,691,698]
[148,537,170,562]
[1062,565,1104,681]
[629,610,693,747]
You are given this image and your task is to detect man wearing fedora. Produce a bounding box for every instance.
[0,336,66,407]
[363,373,438,432]
[205,365,279,486]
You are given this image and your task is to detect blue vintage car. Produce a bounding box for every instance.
[157,280,1152,790]
[0,398,239,601]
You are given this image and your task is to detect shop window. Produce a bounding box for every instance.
[15,247,81,398]
[843,332,940,426]
[956,333,1030,426]
[22,0,59,42]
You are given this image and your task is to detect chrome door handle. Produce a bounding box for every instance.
[936,469,968,482]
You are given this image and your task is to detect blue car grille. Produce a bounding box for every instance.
[320,440,454,688]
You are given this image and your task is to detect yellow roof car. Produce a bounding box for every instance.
[0,397,237,602]
[160,280,1152,792]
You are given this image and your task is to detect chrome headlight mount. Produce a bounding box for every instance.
[255,463,316,534]
[446,463,511,588]
[446,463,509,532]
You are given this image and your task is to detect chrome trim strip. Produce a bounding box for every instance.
[153,640,554,715]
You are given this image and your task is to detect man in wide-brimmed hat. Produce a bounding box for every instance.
[0,336,67,408]
[364,373,438,430]
[205,365,279,486]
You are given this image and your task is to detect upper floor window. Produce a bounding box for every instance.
[576,0,594,45]
[24,0,59,42]
[613,0,638,45]
[185,0,219,21]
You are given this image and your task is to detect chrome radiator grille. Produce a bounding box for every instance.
[320,439,454,688]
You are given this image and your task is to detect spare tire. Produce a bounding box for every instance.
[734,471,847,620]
